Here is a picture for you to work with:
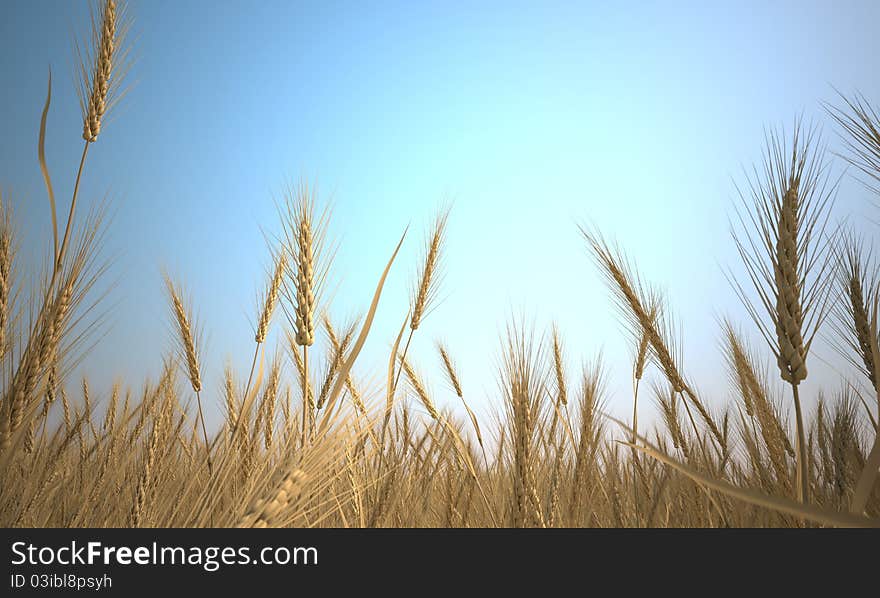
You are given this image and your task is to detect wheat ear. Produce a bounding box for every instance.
[0,194,11,360]
[832,233,879,395]
[58,0,128,273]
[323,316,364,414]
[237,468,307,528]
[731,124,837,505]
[392,207,450,394]
[282,182,331,444]
[400,356,439,421]
[256,251,287,344]
[163,274,211,473]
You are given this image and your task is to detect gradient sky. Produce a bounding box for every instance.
[2,0,879,431]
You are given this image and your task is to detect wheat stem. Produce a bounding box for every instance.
[791,384,809,505]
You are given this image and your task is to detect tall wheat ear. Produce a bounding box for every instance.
[279,180,333,446]
[53,0,131,273]
[730,121,838,506]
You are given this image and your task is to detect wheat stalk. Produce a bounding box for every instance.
[3,271,75,453]
[400,356,439,421]
[260,352,282,450]
[501,320,547,528]
[723,320,794,488]
[282,181,332,444]
[317,319,352,410]
[287,331,314,427]
[164,276,201,393]
[583,229,723,451]
[731,123,837,505]
[831,232,879,396]
[392,207,450,395]
[78,0,128,144]
[550,325,567,408]
[411,208,449,331]
[323,316,364,414]
[235,246,289,455]
[583,230,688,392]
[163,274,211,473]
[437,341,462,398]
[131,415,160,527]
[256,251,287,345]
[54,0,129,275]
[436,340,484,451]
[224,364,237,436]
[0,194,11,360]
[103,383,119,433]
[82,0,116,142]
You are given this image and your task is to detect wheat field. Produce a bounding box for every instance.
[1,0,879,529]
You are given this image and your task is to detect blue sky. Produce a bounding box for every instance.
[2,0,879,431]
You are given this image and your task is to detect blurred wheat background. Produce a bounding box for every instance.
[1,0,879,527]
